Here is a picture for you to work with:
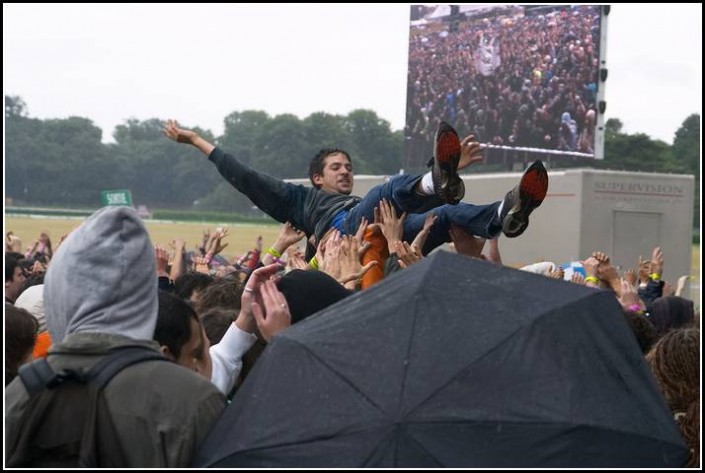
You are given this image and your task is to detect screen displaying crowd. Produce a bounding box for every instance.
[404,5,602,169]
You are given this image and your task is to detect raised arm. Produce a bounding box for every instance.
[165,119,316,236]
[163,119,215,156]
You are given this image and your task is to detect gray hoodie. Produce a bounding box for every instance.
[8,206,224,467]
[44,206,158,343]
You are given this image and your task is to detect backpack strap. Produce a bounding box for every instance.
[10,345,169,468]
[18,345,167,394]
[87,346,167,390]
[78,346,168,467]
[18,358,58,396]
[17,358,91,395]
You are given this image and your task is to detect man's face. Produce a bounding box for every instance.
[312,152,353,195]
[5,266,26,302]
[175,318,213,381]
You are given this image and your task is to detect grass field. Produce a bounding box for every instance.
[6,214,701,305]
[6,215,282,263]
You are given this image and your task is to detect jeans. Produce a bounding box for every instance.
[343,174,502,254]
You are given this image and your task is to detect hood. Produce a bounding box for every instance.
[44,206,158,343]
[14,284,46,333]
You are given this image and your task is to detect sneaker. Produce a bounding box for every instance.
[431,121,465,205]
[500,160,548,238]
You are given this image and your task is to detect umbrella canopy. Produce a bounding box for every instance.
[195,252,687,467]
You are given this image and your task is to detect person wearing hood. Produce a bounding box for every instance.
[5,206,224,467]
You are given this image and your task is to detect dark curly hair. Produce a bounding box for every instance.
[5,305,38,386]
[646,327,700,467]
[308,148,352,188]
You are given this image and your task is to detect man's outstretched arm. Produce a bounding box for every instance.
[163,118,315,236]
[164,119,215,156]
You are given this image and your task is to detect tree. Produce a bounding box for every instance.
[5,95,28,119]
[672,114,700,176]
[344,109,402,174]
[253,114,309,178]
[672,114,700,228]
[604,118,623,140]
[110,118,220,207]
[604,132,673,173]
[219,111,271,168]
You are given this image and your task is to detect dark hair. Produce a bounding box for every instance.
[5,305,38,386]
[195,274,243,314]
[647,296,695,339]
[5,253,25,282]
[646,328,700,467]
[200,307,235,345]
[19,273,45,296]
[622,310,656,354]
[308,148,352,188]
[154,291,200,360]
[174,271,214,301]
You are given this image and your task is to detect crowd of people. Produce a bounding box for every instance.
[4,120,699,467]
[405,5,600,168]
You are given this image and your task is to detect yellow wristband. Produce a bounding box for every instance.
[266,247,282,258]
[308,256,319,270]
[585,276,600,284]
[650,273,661,281]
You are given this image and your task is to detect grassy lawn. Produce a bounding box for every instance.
[6,216,281,263]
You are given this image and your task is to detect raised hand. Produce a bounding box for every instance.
[286,247,309,271]
[650,246,664,279]
[251,280,291,342]
[277,222,305,249]
[239,264,285,337]
[618,279,645,312]
[637,255,651,284]
[163,119,197,144]
[458,135,484,170]
[410,213,437,255]
[396,241,423,269]
[623,268,638,287]
[192,256,210,274]
[591,251,610,264]
[154,245,170,277]
[378,199,406,251]
[570,272,585,285]
[164,119,215,155]
[449,224,486,258]
[675,275,689,297]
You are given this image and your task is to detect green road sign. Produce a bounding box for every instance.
[101,189,133,206]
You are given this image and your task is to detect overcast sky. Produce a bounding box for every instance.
[3,4,702,144]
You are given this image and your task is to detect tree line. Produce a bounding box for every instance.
[4,95,699,225]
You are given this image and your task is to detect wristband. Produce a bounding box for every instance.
[627,303,644,315]
[649,273,661,281]
[308,256,319,269]
[266,247,282,258]
[585,276,600,284]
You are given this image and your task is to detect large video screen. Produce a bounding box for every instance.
[404,5,603,170]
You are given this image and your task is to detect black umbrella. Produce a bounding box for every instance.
[195,252,687,467]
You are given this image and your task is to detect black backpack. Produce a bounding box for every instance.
[6,346,168,467]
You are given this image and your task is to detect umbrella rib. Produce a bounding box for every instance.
[397,294,421,418]
[403,323,526,419]
[288,337,391,418]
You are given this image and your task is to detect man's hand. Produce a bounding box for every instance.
[163,119,197,144]
[458,135,484,170]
